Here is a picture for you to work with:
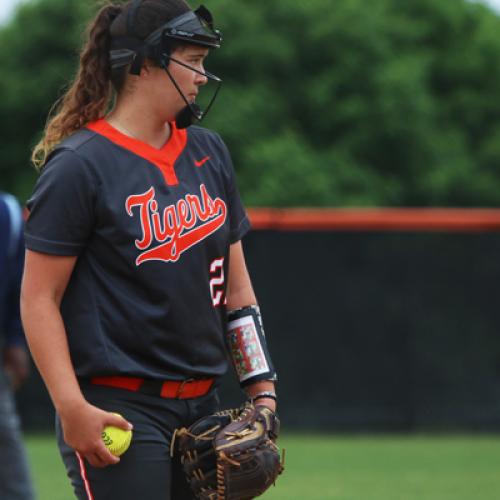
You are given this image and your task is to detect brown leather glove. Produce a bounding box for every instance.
[176,403,284,499]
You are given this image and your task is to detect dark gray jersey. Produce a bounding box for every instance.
[25,120,250,379]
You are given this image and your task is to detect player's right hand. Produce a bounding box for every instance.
[59,400,133,468]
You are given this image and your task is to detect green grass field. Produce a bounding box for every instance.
[26,433,500,500]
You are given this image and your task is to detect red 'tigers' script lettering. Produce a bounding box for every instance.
[125,184,227,265]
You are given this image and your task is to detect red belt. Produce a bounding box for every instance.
[90,376,214,399]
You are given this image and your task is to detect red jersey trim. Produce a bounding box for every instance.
[86,119,187,186]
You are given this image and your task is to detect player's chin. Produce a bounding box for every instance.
[170,99,193,119]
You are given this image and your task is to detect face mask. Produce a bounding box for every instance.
[110,4,223,128]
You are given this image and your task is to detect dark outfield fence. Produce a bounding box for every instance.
[16,209,500,432]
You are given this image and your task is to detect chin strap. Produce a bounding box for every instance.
[160,55,221,129]
[175,104,201,129]
[161,57,202,129]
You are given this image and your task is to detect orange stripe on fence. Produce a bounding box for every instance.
[247,208,500,232]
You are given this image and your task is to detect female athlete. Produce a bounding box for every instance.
[20,1,278,498]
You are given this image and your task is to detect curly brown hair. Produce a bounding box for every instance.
[31,0,190,170]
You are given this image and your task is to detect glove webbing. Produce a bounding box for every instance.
[171,419,227,458]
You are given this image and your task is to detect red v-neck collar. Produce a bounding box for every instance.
[86,118,187,186]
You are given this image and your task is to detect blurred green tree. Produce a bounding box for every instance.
[1,0,500,206]
[0,0,91,200]
[207,0,500,206]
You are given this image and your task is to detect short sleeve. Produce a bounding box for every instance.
[214,134,251,243]
[25,149,97,255]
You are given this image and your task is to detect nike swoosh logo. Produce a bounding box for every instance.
[194,156,211,167]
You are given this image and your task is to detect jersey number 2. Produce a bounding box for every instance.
[210,257,226,307]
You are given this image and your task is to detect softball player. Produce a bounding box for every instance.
[21,1,278,499]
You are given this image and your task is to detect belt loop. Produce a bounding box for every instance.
[176,378,195,398]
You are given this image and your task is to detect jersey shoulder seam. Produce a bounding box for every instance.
[52,128,99,155]
[42,133,102,194]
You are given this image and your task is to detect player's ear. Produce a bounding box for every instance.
[139,59,154,77]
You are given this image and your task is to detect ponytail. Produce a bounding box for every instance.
[32,3,122,169]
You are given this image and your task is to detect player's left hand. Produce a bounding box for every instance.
[176,402,284,499]
[3,345,30,390]
[253,397,276,412]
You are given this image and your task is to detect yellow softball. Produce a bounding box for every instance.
[101,414,132,457]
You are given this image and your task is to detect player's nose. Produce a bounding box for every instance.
[195,66,208,86]
[195,74,208,87]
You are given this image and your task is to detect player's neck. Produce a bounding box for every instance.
[106,104,172,150]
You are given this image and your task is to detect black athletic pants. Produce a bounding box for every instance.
[56,383,220,500]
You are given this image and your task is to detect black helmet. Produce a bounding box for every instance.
[110,4,222,74]
[109,2,223,128]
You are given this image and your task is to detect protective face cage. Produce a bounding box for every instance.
[110,2,223,128]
